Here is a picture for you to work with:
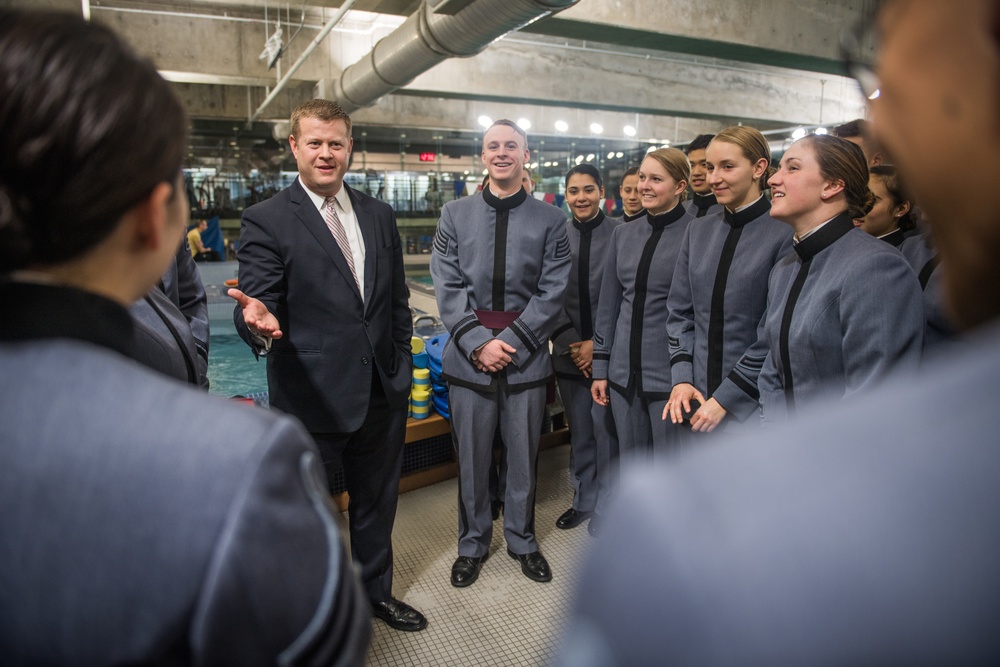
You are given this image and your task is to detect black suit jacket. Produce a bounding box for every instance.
[234,180,412,433]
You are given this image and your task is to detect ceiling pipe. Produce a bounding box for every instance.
[248,0,360,125]
[333,0,580,114]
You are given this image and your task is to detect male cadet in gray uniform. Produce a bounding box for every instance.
[432,119,571,587]
[559,2,1000,663]
[683,134,724,219]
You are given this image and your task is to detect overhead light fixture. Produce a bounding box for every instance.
[660,144,670,150]
[575,155,584,164]
[814,127,829,135]
[530,162,539,169]
[478,115,493,129]
[517,118,532,131]
[586,153,595,162]
[481,168,489,175]
[590,123,603,134]
[791,127,807,140]
[615,151,624,158]
[623,125,637,137]
[555,120,569,132]
[646,146,656,153]
[607,151,615,160]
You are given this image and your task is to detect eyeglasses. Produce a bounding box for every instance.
[840,3,881,101]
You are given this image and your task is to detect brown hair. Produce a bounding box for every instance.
[800,135,876,219]
[870,164,916,232]
[710,126,774,190]
[643,148,691,202]
[291,98,352,139]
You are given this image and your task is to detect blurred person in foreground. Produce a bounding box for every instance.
[0,11,368,665]
[559,1,1000,663]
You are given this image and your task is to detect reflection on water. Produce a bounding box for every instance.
[208,334,267,398]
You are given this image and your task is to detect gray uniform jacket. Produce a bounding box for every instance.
[758,214,924,420]
[0,282,369,666]
[431,187,571,391]
[900,232,954,351]
[129,241,210,388]
[551,211,621,378]
[667,197,793,421]
[560,320,1000,666]
[592,204,694,399]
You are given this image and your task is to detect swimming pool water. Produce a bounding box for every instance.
[207,334,267,398]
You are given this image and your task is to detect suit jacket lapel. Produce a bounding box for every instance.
[348,185,378,309]
[290,179,363,303]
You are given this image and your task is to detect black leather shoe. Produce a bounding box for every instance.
[587,513,600,537]
[372,597,427,632]
[507,548,552,583]
[556,507,592,530]
[491,500,504,521]
[451,553,488,588]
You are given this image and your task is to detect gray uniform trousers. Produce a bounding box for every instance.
[557,377,617,514]
[610,388,674,463]
[452,383,546,557]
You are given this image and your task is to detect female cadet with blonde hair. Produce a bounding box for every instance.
[591,148,694,457]
[665,126,793,434]
[757,135,924,421]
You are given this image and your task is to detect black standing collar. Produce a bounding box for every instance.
[880,228,906,248]
[623,210,646,223]
[723,195,771,229]
[646,203,687,230]
[0,280,134,357]
[794,213,856,261]
[573,210,607,233]
[692,191,718,210]
[482,186,528,212]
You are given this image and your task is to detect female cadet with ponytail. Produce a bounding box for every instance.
[756,135,924,422]
[0,10,367,663]
[664,126,793,433]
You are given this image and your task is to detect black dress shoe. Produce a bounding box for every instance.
[587,513,600,537]
[555,507,592,530]
[507,548,552,583]
[451,553,488,588]
[372,597,427,632]
[491,500,504,521]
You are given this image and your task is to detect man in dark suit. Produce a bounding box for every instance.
[558,2,1000,664]
[229,99,426,632]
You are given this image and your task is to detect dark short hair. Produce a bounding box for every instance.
[0,10,187,270]
[686,134,715,154]
[870,164,917,232]
[291,99,352,139]
[565,164,603,189]
[622,166,640,179]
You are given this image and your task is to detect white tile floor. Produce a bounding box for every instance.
[361,444,592,666]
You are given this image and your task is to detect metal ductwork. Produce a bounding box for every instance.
[332,0,579,113]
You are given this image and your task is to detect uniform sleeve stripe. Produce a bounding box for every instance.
[669,354,693,367]
[727,370,760,401]
[554,237,571,260]
[593,352,610,361]
[433,229,451,256]
[512,318,541,352]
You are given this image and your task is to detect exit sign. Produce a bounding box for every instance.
[419,152,436,162]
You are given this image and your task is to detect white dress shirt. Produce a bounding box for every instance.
[300,177,367,299]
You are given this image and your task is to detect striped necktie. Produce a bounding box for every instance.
[323,196,359,291]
